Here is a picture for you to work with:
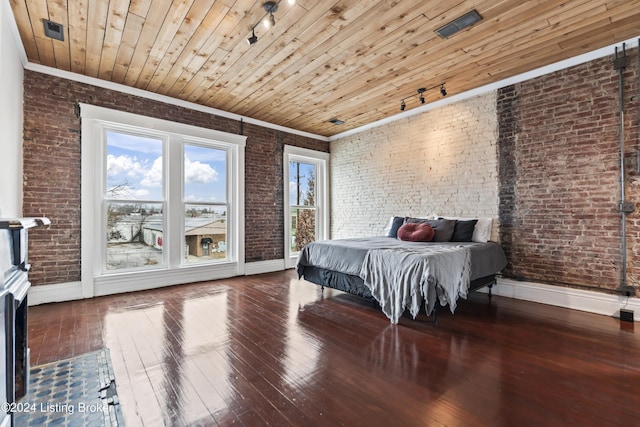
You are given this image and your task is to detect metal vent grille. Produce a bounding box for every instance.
[435,10,482,39]
[43,19,64,41]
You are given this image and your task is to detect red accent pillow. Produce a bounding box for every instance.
[397,222,435,242]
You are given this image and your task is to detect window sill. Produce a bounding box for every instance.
[93,261,242,297]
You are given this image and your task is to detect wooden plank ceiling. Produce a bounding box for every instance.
[9,0,640,137]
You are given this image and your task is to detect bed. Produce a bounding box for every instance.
[296,217,508,324]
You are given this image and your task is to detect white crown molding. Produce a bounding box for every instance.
[329,36,640,141]
[7,0,639,142]
[24,62,329,142]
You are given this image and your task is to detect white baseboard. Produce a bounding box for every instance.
[28,281,83,306]
[29,273,639,323]
[28,260,285,305]
[483,278,640,322]
[244,259,286,275]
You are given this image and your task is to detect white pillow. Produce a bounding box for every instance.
[440,216,493,242]
[472,218,493,242]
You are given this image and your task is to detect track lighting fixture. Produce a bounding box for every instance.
[247,0,295,46]
[399,83,446,111]
[247,28,258,45]
[263,1,277,28]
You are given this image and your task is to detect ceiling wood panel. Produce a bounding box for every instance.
[67,0,88,74]
[9,0,640,137]
[85,0,109,77]
[111,11,143,82]
[98,0,132,80]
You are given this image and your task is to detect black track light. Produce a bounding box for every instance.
[248,1,296,46]
[263,1,278,28]
[247,28,258,45]
[399,83,446,111]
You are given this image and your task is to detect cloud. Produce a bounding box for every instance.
[107,154,149,177]
[140,157,163,188]
[107,154,219,195]
[109,154,163,189]
[185,157,218,184]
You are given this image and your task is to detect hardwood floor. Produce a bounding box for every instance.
[27,270,640,426]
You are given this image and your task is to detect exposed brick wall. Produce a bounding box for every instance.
[330,93,499,238]
[242,124,328,262]
[22,70,328,286]
[498,50,640,293]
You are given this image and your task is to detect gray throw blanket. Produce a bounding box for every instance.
[360,245,471,324]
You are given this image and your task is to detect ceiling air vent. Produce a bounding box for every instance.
[328,118,345,125]
[435,10,482,39]
[43,19,64,41]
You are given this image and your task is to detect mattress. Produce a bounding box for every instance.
[296,236,508,323]
[296,236,508,281]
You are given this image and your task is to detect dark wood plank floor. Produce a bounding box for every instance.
[27,270,640,426]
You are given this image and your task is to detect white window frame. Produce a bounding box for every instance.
[80,104,245,297]
[181,140,232,265]
[283,145,330,269]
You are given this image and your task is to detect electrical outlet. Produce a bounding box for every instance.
[620,309,634,322]
[619,202,636,213]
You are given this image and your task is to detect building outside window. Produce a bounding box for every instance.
[81,104,245,297]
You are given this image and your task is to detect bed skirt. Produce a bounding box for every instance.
[300,265,496,300]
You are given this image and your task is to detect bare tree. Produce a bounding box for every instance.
[294,169,316,251]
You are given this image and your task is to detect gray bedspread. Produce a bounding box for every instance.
[361,245,470,323]
[296,236,508,323]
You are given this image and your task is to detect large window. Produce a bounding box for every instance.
[284,146,329,268]
[289,160,317,252]
[183,143,228,264]
[81,104,245,297]
[105,131,165,271]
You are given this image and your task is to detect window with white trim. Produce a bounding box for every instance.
[81,104,245,296]
[284,146,329,268]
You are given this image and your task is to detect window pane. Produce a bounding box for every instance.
[184,205,227,263]
[289,161,315,206]
[184,144,226,203]
[106,131,163,201]
[106,202,164,270]
[290,207,316,252]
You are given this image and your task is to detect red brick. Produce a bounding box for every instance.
[23,70,329,285]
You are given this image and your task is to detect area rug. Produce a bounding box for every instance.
[14,348,124,427]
